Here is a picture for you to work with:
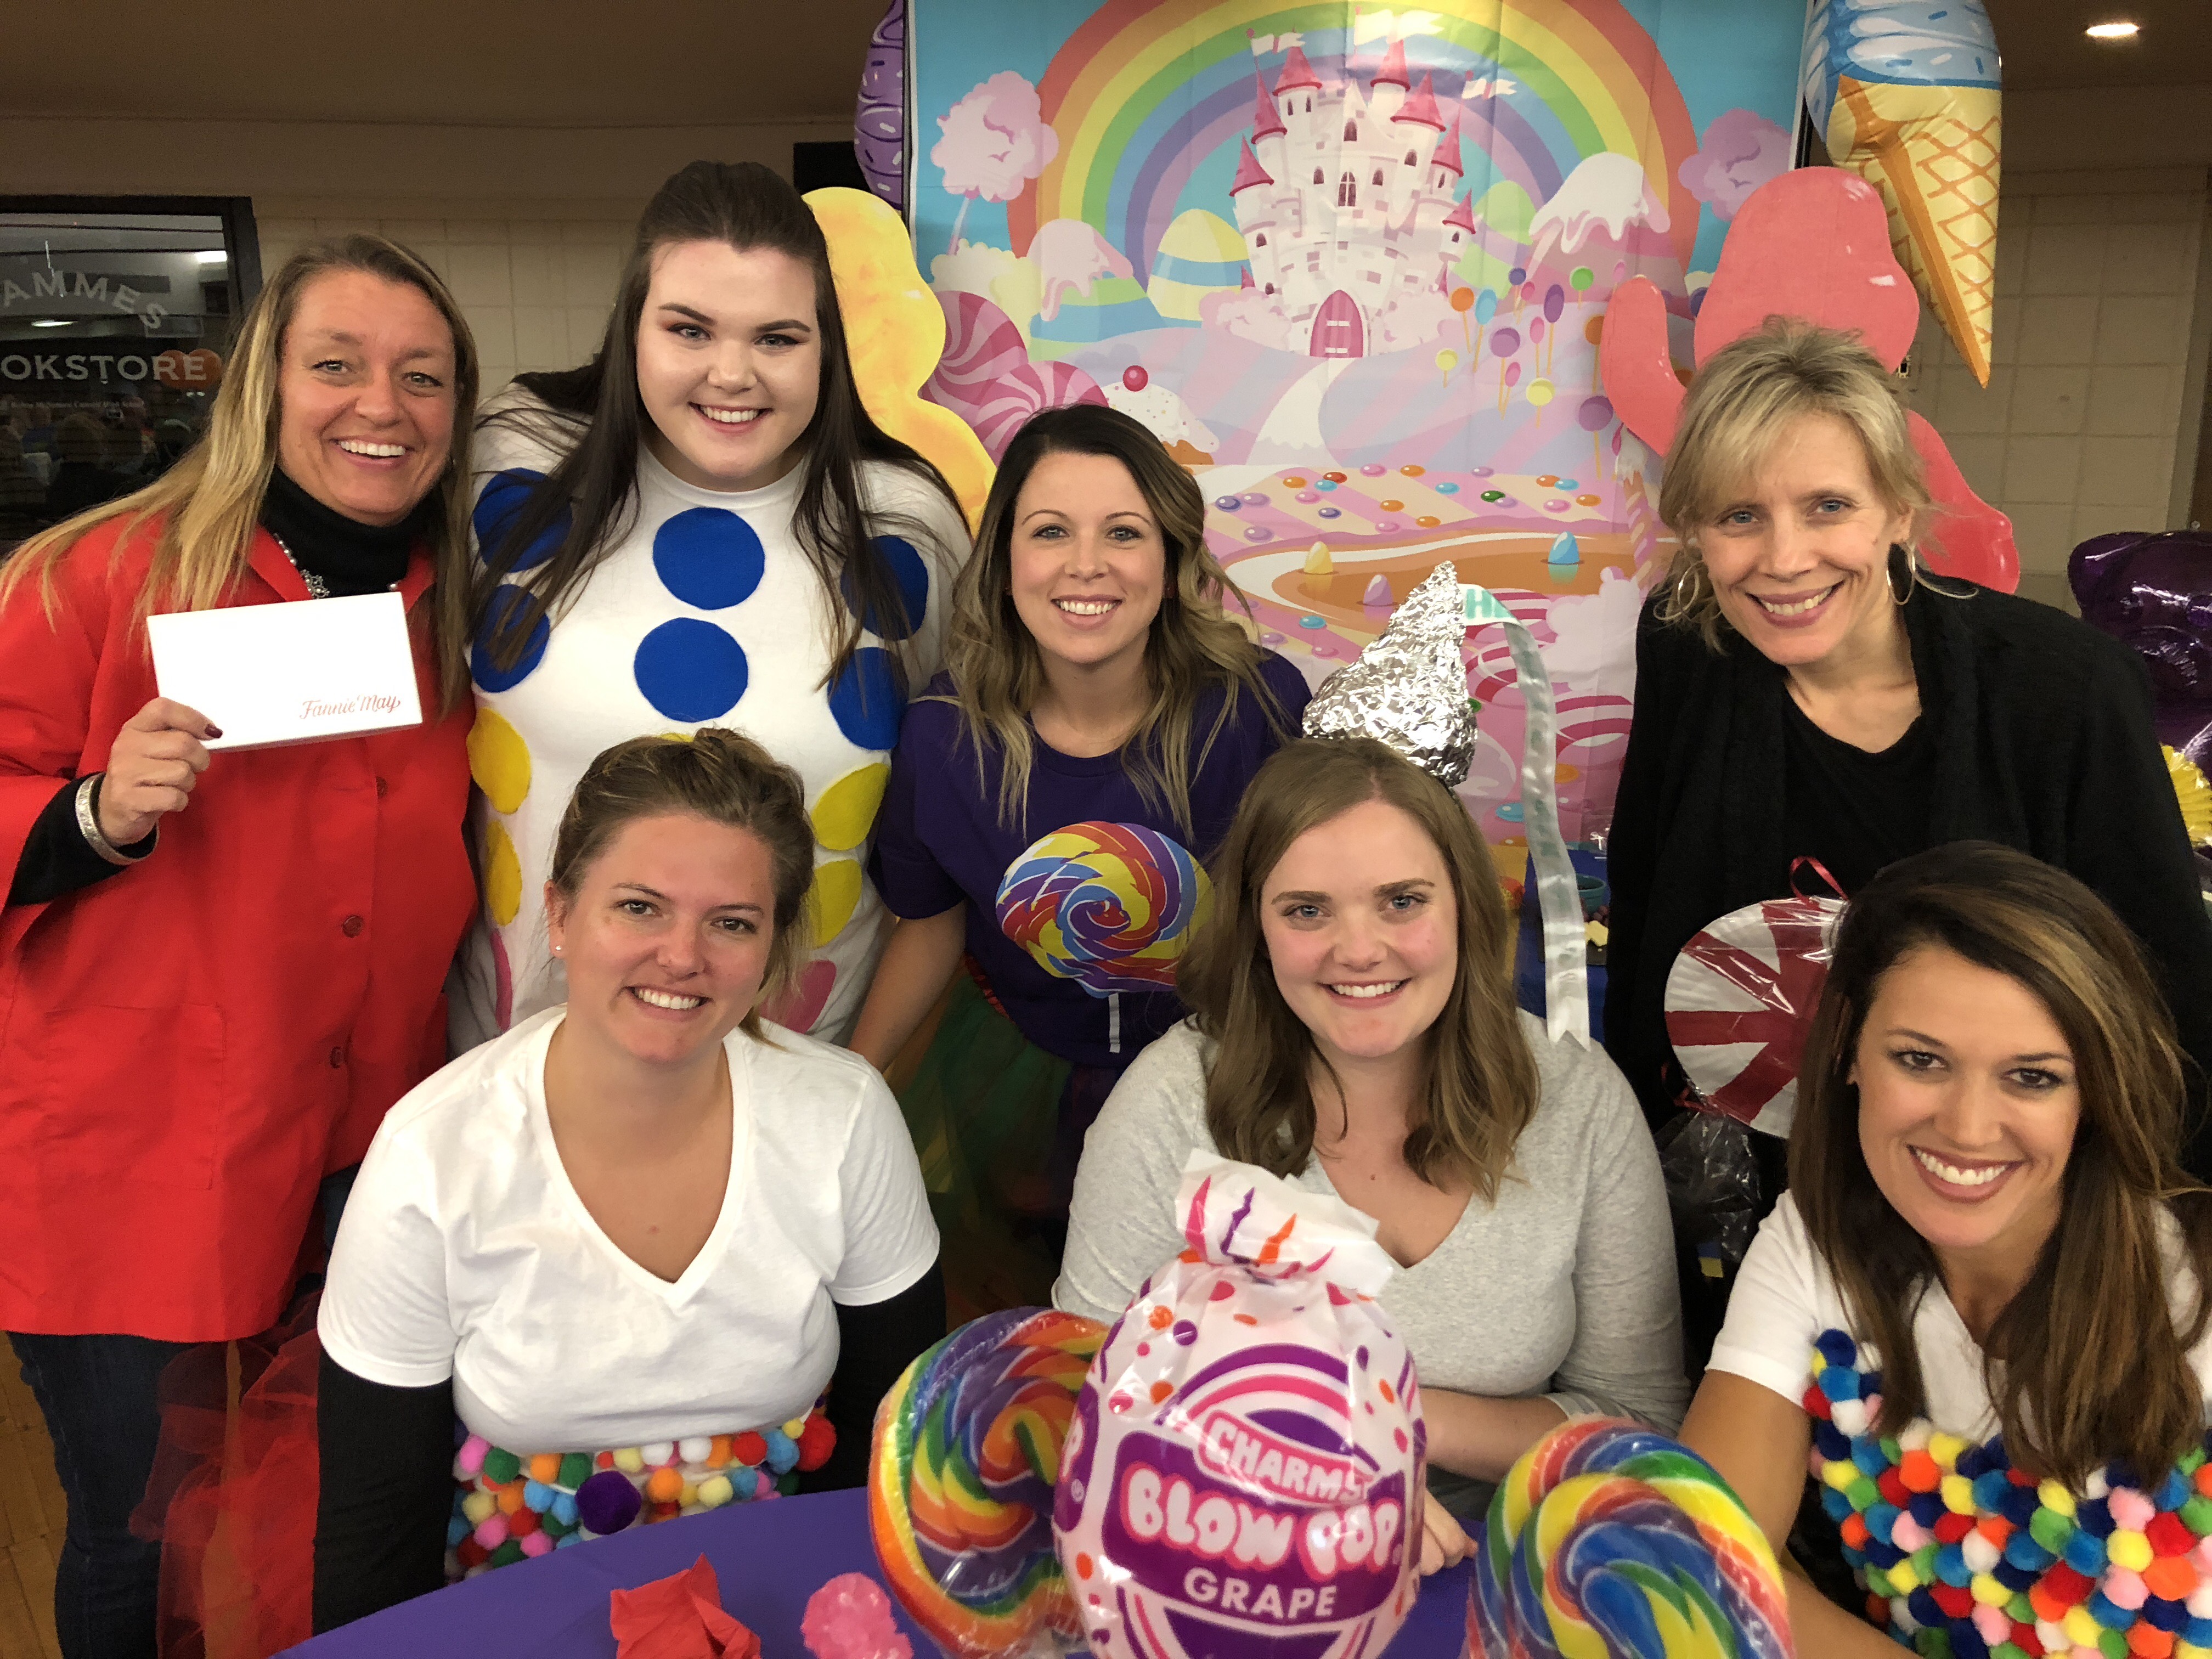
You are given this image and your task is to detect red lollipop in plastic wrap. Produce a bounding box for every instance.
[1664,892,1842,1138]
[1053,1156,1421,1659]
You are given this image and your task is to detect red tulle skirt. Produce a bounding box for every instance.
[132,1295,324,1659]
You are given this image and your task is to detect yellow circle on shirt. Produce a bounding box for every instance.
[809,857,862,947]
[811,762,891,852]
[486,820,522,926]
[467,708,532,815]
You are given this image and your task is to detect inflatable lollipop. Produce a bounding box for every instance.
[1055,1156,1421,1659]
[870,1307,1107,1659]
[995,822,1211,996]
[1470,1419,1793,1657]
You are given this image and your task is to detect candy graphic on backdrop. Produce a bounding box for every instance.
[868,1307,1105,1659]
[995,821,1211,995]
[1469,1418,1793,1658]
[1054,1158,1421,1659]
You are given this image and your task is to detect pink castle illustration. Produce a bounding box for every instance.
[1219,41,1474,359]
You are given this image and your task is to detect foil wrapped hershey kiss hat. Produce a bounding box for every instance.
[1299,563,1589,1043]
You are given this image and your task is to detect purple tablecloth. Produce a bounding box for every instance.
[285,1487,1474,1658]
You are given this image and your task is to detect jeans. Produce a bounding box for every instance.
[5,1330,190,1659]
[6,1164,360,1659]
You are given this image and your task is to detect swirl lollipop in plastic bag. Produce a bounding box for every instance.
[870,1307,1107,1659]
[1054,1154,1423,1659]
[995,822,1211,996]
[1468,1419,1793,1658]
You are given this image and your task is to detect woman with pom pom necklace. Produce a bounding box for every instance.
[1682,842,2212,1655]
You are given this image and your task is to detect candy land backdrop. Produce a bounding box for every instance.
[904,0,1807,846]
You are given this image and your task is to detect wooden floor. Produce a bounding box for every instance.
[0,1357,63,1659]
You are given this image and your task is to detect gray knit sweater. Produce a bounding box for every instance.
[1052,1012,1688,1518]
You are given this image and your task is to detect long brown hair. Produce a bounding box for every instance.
[0,235,479,704]
[944,403,1288,834]
[463,161,960,694]
[1792,841,2212,1487]
[1180,737,1540,1197]
[548,727,816,1037]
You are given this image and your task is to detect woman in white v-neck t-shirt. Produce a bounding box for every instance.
[314,729,941,1634]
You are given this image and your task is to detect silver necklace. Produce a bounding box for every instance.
[268,531,330,600]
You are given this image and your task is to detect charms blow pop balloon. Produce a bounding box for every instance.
[1055,1156,1423,1659]
[1468,1419,1793,1658]
[995,822,1212,996]
[870,1307,1108,1659]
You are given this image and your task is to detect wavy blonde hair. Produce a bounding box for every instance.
[0,235,478,704]
[1657,318,1934,649]
[1180,737,1541,1199]
[944,404,1289,835]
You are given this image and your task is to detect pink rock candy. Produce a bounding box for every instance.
[803,1573,912,1659]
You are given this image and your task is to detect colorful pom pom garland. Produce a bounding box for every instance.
[1470,1417,1795,1657]
[445,1401,834,1578]
[1805,1328,2212,1658]
[868,1306,1104,1658]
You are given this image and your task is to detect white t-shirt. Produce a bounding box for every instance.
[452,387,971,1049]
[1709,1193,2212,1438]
[320,1007,939,1454]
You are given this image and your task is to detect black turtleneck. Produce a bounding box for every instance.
[259,468,428,598]
[5,473,432,907]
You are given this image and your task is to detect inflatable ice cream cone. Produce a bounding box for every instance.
[1829,78,2000,385]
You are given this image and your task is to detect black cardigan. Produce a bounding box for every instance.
[1604,581,2212,1175]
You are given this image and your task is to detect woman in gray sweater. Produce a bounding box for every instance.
[1054,737,1685,1565]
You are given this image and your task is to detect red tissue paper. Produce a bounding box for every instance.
[610,1555,762,1659]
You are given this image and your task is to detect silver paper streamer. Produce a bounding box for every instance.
[1300,563,1478,787]
[1464,584,1589,1046]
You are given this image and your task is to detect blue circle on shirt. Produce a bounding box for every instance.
[828,646,901,750]
[838,536,930,641]
[472,469,569,573]
[634,619,749,721]
[470,585,551,691]
[653,509,765,610]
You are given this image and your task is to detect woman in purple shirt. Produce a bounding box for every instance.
[852,405,1307,1318]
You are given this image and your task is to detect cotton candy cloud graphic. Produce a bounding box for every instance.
[931,71,1059,252]
[1678,109,1793,221]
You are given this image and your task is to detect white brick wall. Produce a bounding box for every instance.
[255,206,638,399]
[1904,171,2210,610]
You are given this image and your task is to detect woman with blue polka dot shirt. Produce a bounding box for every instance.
[448,162,968,1049]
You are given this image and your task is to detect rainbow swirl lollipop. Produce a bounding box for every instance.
[994,822,1211,997]
[1470,1420,1794,1658]
[869,1308,1107,1659]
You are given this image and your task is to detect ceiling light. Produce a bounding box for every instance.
[29,318,69,328]
[2085,21,2140,38]
[194,249,228,264]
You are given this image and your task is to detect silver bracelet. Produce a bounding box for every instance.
[75,774,154,867]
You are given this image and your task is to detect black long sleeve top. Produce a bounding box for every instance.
[1603,581,2212,1174]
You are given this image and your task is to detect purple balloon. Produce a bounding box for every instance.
[1490,326,1521,358]
[1578,395,1614,432]
[854,0,907,208]
[1544,284,1566,323]
[1509,266,1528,285]
[2071,530,2212,765]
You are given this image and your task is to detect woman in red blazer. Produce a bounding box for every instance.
[0,235,479,1659]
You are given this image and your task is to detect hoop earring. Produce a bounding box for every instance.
[1887,543,1915,607]
[1672,556,1711,612]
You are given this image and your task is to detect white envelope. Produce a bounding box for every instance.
[146,591,424,752]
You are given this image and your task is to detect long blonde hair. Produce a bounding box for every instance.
[1180,737,1541,1198]
[944,404,1288,835]
[0,235,479,703]
[1657,318,1934,648]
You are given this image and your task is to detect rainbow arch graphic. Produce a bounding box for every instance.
[1013,0,1701,284]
